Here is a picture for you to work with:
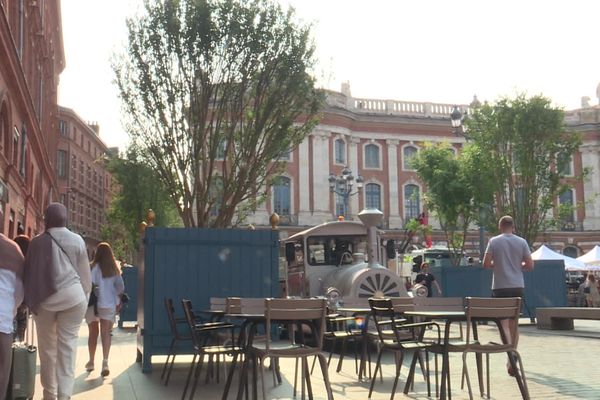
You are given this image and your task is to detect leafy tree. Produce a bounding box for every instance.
[465,94,584,245]
[114,0,322,227]
[101,148,182,262]
[412,143,493,265]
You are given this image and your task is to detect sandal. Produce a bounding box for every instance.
[85,361,94,372]
[101,360,110,377]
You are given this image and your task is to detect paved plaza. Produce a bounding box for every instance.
[32,320,600,400]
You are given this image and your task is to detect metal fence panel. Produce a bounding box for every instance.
[136,227,279,372]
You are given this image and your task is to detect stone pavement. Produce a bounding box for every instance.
[32,319,600,399]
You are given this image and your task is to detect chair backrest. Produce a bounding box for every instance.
[368,297,397,340]
[164,297,185,339]
[390,297,415,314]
[464,297,521,346]
[210,297,227,311]
[342,297,370,308]
[225,297,242,314]
[240,298,266,314]
[413,297,464,312]
[181,299,201,348]
[264,298,327,351]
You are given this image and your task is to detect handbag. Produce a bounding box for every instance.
[88,284,99,316]
[584,286,591,294]
[7,312,36,400]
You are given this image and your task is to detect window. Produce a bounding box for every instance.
[279,148,291,161]
[273,176,291,216]
[19,126,26,176]
[559,155,574,176]
[12,127,19,167]
[216,140,226,160]
[404,184,420,221]
[365,144,380,168]
[335,194,346,219]
[57,150,67,178]
[208,177,223,217]
[365,183,381,210]
[59,120,68,137]
[17,0,24,58]
[559,189,575,224]
[403,146,418,170]
[334,139,346,164]
[563,246,578,258]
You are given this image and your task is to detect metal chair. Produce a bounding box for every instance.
[247,298,333,400]
[461,297,530,400]
[161,298,192,386]
[180,299,242,400]
[368,297,440,400]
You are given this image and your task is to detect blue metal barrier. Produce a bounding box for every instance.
[433,259,567,318]
[136,227,279,372]
[118,265,138,328]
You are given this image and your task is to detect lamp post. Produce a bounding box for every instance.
[450,106,486,259]
[328,166,364,219]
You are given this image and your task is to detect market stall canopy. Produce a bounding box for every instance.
[531,245,587,271]
[577,245,600,266]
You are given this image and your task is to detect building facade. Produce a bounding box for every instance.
[0,0,65,237]
[247,84,600,257]
[56,106,114,257]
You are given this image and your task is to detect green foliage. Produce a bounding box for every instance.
[114,0,323,227]
[412,143,490,264]
[101,148,182,262]
[465,94,583,245]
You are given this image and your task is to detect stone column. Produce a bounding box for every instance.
[310,131,332,224]
[387,139,402,228]
[582,144,600,230]
[349,137,361,219]
[297,138,311,225]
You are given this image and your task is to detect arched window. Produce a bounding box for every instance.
[403,146,418,170]
[404,184,420,220]
[563,246,578,258]
[365,183,381,210]
[559,155,574,176]
[365,144,380,168]
[559,189,574,224]
[334,139,346,164]
[273,176,291,216]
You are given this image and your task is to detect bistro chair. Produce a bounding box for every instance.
[247,298,333,400]
[180,299,242,400]
[461,297,530,400]
[162,298,193,386]
[310,311,361,375]
[368,297,440,400]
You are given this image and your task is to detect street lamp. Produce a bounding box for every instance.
[449,106,486,259]
[328,166,364,219]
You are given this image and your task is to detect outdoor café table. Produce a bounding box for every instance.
[336,307,372,380]
[402,310,473,400]
[402,310,527,400]
[225,312,315,400]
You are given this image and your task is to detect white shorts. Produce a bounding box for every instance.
[85,305,117,324]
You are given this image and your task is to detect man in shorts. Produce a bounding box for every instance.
[483,215,533,374]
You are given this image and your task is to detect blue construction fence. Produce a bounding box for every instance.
[136,227,280,372]
[118,265,138,328]
[431,259,567,317]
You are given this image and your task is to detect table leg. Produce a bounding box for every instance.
[439,321,452,400]
[403,350,419,394]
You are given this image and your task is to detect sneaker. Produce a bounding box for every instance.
[85,361,94,372]
[101,360,110,377]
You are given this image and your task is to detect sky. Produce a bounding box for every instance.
[58,0,600,150]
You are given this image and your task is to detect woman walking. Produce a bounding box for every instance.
[0,233,24,397]
[23,203,91,400]
[584,273,600,307]
[85,242,124,377]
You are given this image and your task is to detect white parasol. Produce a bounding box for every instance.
[531,245,588,271]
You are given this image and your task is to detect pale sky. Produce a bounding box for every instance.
[58,0,600,150]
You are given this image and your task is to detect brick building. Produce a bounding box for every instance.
[0,0,64,237]
[246,83,600,257]
[56,106,114,257]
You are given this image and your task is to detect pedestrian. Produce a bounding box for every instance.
[13,235,30,341]
[414,262,442,297]
[482,215,533,376]
[0,233,25,397]
[84,242,124,377]
[23,203,91,400]
[584,273,600,307]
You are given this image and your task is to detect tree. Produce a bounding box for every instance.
[412,143,493,265]
[465,94,584,246]
[101,148,182,262]
[114,0,323,227]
